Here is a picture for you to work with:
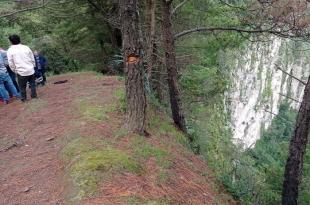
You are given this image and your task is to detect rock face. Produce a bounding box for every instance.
[224,38,310,147]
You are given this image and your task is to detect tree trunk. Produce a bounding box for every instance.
[120,0,147,134]
[153,53,165,102]
[146,0,156,78]
[282,76,310,205]
[160,0,188,135]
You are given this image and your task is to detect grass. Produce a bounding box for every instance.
[75,100,109,122]
[0,137,16,152]
[83,106,108,121]
[149,114,189,147]
[114,88,126,112]
[156,170,171,186]
[61,136,142,201]
[70,149,142,200]
[127,196,170,205]
[25,98,48,114]
[113,128,128,139]
[61,136,97,160]
[132,135,172,169]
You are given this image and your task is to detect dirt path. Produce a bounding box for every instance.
[0,73,121,205]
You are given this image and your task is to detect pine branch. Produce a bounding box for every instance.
[279,93,302,104]
[172,0,189,15]
[275,64,307,86]
[174,23,309,40]
[0,0,49,18]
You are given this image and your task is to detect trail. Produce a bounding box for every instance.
[0,73,120,205]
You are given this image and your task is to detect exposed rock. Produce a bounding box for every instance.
[223,38,310,147]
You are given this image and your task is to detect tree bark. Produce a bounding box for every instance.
[152,52,165,102]
[120,0,147,134]
[160,0,188,135]
[146,0,157,78]
[282,76,310,205]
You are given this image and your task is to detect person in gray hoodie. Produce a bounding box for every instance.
[0,48,19,92]
[0,51,20,104]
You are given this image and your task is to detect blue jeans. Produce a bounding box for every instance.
[0,72,20,101]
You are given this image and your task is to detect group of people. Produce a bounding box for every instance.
[0,35,47,104]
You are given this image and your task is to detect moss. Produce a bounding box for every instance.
[70,148,141,201]
[61,136,142,201]
[61,136,94,160]
[74,148,142,174]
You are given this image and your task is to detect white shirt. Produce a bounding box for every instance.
[7,44,35,76]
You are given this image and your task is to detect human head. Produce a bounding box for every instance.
[9,35,21,45]
[0,47,4,52]
[34,50,38,55]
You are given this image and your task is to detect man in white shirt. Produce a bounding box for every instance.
[7,35,37,102]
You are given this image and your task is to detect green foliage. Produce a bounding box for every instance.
[245,104,310,205]
[197,103,310,205]
[0,1,117,74]
[172,2,309,205]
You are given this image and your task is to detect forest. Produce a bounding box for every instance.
[0,0,310,205]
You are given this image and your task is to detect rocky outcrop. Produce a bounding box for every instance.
[224,38,310,147]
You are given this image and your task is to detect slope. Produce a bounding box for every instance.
[0,72,236,205]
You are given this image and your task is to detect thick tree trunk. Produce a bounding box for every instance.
[282,76,310,205]
[160,0,188,134]
[146,0,156,78]
[120,0,147,134]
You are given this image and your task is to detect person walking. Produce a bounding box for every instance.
[0,51,20,104]
[7,35,37,102]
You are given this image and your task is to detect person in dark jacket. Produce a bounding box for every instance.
[34,50,47,86]
[39,53,47,85]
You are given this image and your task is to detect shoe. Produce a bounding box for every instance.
[4,100,9,104]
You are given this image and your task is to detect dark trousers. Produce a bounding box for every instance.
[17,74,37,101]
[42,70,47,85]
[6,66,19,92]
